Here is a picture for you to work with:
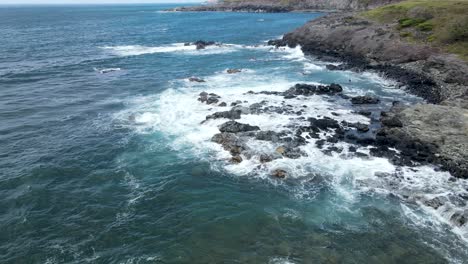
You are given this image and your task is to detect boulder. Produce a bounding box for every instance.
[206,109,242,120]
[211,132,246,156]
[198,92,221,105]
[231,155,243,164]
[219,121,260,133]
[259,154,273,163]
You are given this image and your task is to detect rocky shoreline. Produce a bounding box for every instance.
[196,78,466,179]
[176,4,467,179]
[266,13,468,178]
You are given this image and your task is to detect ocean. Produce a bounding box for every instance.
[0,4,467,263]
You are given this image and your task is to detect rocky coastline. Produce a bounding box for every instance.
[195,77,466,179]
[178,3,467,179]
[267,12,467,178]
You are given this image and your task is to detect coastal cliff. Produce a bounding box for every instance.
[172,0,403,12]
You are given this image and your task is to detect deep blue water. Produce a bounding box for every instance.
[1,4,468,264]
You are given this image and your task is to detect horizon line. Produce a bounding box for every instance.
[0,1,203,6]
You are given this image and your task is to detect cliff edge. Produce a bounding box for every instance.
[172,0,403,12]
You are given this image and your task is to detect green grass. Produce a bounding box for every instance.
[416,21,433,31]
[363,0,468,60]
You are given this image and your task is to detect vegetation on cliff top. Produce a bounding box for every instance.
[363,0,468,60]
[219,0,403,9]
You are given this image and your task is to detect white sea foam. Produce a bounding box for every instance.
[269,257,295,264]
[113,45,468,250]
[94,67,121,74]
[101,43,244,57]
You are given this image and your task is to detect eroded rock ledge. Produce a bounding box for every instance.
[378,104,468,178]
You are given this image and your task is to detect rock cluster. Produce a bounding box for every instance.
[198,92,221,105]
[199,80,467,179]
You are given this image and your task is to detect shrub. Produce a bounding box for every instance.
[408,6,433,21]
[398,18,425,28]
[427,35,436,42]
[442,16,468,43]
[417,21,434,31]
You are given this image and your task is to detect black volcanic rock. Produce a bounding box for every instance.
[219,121,260,133]
[351,96,380,105]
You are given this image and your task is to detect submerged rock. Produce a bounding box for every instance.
[193,40,216,50]
[423,197,445,210]
[230,155,243,164]
[259,154,273,163]
[255,130,282,142]
[309,117,341,131]
[450,211,467,227]
[272,169,287,179]
[275,145,306,159]
[189,77,206,82]
[351,96,380,105]
[326,64,347,71]
[227,69,242,74]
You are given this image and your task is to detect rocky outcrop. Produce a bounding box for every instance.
[267,12,468,178]
[198,92,221,105]
[376,104,468,178]
[219,121,260,133]
[200,79,467,178]
[276,13,468,104]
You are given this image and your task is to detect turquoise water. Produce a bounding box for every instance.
[1,4,468,263]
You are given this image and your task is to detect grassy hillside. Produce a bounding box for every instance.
[363,0,468,60]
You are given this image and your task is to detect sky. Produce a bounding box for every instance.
[0,0,202,4]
